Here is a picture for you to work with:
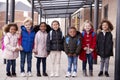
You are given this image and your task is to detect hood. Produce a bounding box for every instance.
[21,25,34,31]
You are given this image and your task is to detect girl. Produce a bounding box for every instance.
[33,22,48,77]
[79,20,97,76]
[3,23,21,77]
[97,20,113,77]
[47,20,64,77]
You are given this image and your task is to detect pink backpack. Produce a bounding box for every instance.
[1,36,5,51]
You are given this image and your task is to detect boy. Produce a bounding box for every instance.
[64,27,81,77]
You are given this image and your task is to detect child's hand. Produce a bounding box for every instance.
[90,48,94,52]
[15,48,20,52]
[33,49,38,55]
[84,47,88,50]
[68,53,72,56]
[19,45,23,50]
[73,53,77,57]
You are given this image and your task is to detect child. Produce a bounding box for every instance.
[47,20,64,77]
[19,17,35,77]
[97,20,113,77]
[3,23,21,77]
[64,27,81,77]
[33,22,48,77]
[79,20,97,76]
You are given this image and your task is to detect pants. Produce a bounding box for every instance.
[36,57,46,73]
[50,51,61,75]
[67,56,78,73]
[82,54,93,71]
[20,51,32,73]
[6,59,16,73]
[100,57,110,72]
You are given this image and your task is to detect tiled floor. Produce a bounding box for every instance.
[0,50,114,80]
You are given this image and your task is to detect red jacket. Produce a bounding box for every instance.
[79,30,97,61]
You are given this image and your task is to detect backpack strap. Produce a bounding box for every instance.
[65,37,70,44]
[82,31,95,37]
[50,30,53,40]
[92,32,95,37]
[77,38,80,46]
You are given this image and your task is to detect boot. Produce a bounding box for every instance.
[83,70,87,76]
[89,70,93,76]
[98,71,103,76]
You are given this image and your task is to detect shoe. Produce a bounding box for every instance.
[98,71,103,76]
[55,73,59,77]
[12,72,16,77]
[50,73,54,77]
[27,72,32,77]
[83,70,87,76]
[37,73,41,77]
[65,72,71,77]
[43,73,48,76]
[89,70,93,76]
[72,72,77,77]
[105,71,109,77]
[21,72,26,77]
[6,72,12,77]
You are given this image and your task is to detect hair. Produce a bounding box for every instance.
[51,20,60,26]
[82,20,94,30]
[39,22,47,27]
[68,27,77,31]
[99,19,114,31]
[4,23,18,33]
[23,17,32,25]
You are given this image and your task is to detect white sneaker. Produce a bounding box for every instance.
[50,73,54,77]
[21,72,26,77]
[27,72,32,77]
[55,73,59,77]
[65,72,71,77]
[72,72,77,77]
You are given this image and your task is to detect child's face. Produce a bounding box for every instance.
[68,29,76,37]
[52,22,59,30]
[102,22,109,31]
[39,24,46,32]
[9,26,17,34]
[24,22,32,30]
[84,23,92,32]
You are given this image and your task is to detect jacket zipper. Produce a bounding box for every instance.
[56,31,58,51]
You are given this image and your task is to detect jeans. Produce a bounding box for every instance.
[20,51,32,73]
[67,56,78,73]
[82,54,93,71]
[36,57,46,73]
[6,60,16,73]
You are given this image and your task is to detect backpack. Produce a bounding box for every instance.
[1,36,5,51]
[82,31,95,38]
[65,36,80,46]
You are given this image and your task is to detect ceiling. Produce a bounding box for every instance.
[29,0,102,18]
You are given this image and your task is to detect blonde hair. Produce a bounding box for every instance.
[23,17,32,25]
[82,20,94,31]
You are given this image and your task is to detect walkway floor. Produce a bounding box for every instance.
[0,50,114,80]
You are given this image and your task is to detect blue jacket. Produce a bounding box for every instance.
[21,26,35,52]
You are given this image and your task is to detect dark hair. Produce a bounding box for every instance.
[68,27,77,31]
[4,23,18,33]
[99,19,114,31]
[39,22,47,27]
[51,20,60,26]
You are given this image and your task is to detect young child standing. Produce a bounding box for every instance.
[19,17,35,77]
[79,20,97,76]
[47,20,64,77]
[97,20,113,77]
[64,27,81,77]
[33,22,48,77]
[3,23,21,77]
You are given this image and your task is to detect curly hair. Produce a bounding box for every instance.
[4,23,18,33]
[99,19,114,31]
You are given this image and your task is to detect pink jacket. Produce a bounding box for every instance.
[3,32,19,59]
[34,31,48,57]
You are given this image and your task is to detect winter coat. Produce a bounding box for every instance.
[34,31,48,57]
[79,30,97,61]
[21,26,35,52]
[64,35,81,56]
[3,32,19,59]
[46,28,64,52]
[97,31,113,58]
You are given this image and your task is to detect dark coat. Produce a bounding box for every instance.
[46,28,64,52]
[97,31,113,58]
[64,35,81,56]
